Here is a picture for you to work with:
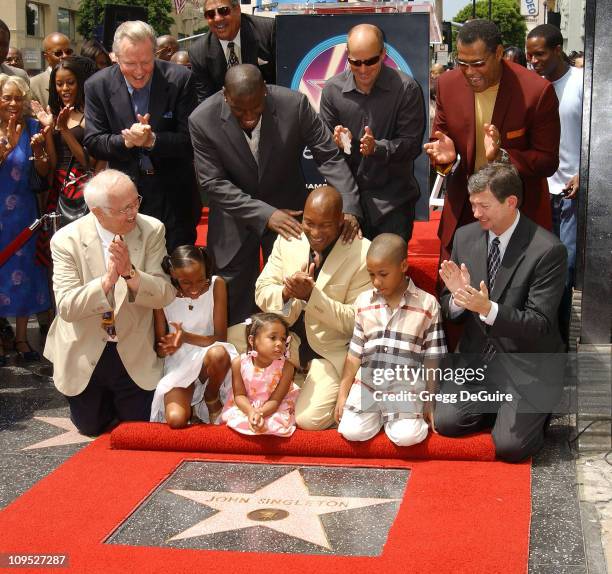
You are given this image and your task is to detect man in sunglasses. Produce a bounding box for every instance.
[188,0,275,103]
[320,23,426,243]
[424,19,560,263]
[30,32,73,106]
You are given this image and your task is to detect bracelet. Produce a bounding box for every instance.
[29,152,49,162]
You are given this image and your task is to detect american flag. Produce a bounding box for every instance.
[174,0,187,14]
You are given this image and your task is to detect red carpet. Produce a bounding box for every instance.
[111,423,496,461]
[196,209,441,295]
[0,434,531,574]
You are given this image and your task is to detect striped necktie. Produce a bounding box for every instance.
[487,237,501,290]
[227,41,240,68]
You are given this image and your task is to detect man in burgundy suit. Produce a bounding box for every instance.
[425,19,560,261]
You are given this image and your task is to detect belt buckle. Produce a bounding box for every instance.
[140,168,155,176]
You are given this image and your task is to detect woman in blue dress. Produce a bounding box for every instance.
[0,74,54,365]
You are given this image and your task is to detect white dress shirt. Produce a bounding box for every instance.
[94,218,119,341]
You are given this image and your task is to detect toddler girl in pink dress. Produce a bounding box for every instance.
[222,313,299,436]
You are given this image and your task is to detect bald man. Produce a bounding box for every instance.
[320,24,426,242]
[30,32,73,105]
[156,35,179,61]
[189,64,362,325]
[171,50,191,68]
[248,186,371,430]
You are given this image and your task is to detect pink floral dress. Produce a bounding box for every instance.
[222,354,300,437]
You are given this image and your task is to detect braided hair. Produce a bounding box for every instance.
[161,245,214,289]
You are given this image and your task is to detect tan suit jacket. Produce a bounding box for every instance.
[44,213,175,396]
[255,233,371,377]
[30,69,50,106]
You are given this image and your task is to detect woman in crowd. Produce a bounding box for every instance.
[0,74,53,365]
[32,56,103,231]
[80,39,113,71]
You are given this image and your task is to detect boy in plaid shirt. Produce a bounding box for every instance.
[335,234,447,445]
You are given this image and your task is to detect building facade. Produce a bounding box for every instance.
[3,0,81,73]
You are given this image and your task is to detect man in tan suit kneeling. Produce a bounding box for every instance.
[253,186,371,430]
[44,169,175,435]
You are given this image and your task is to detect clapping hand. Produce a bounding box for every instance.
[30,125,50,155]
[483,123,501,162]
[360,126,376,157]
[283,262,315,301]
[157,321,185,357]
[55,105,74,132]
[453,281,492,316]
[424,131,457,167]
[439,260,471,295]
[108,235,132,278]
[122,113,153,148]
[6,113,22,149]
[333,125,352,152]
[31,101,55,129]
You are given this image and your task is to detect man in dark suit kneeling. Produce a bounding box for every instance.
[436,162,567,462]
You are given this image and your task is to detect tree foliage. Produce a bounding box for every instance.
[77,0,174,40]
[453,0,527,53]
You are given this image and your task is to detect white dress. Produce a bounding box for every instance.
[150,276,238,423]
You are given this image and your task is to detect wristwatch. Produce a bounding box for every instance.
[121,264,136,280]
[496,148,511,164]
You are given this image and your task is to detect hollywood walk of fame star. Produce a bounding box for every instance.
[22,417,94,451]
[168,468,400,549]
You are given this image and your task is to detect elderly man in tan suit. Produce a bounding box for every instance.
[252,186,371,430]
[44,169,174,435]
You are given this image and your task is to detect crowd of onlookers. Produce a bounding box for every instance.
[0,10,583,462]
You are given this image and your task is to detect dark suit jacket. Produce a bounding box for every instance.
[188,14,275,103]
[441,215,567,409]
[433,60,560,259]
[83,59,197,193]
[189,84,361,269]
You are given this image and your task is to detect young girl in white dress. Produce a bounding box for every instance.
[150,246,237,428]
[222,313,299,436]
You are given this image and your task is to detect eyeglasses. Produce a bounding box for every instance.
[106,195,143,215]
[454,57,489,69]
[347,53,382,68]
[204,6,232,19]
[47,48,74,58]
[1,95,25,103]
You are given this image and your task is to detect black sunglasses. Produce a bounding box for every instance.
[204,6,232,19]
[347,53,382,67]
[47,48,74,58]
